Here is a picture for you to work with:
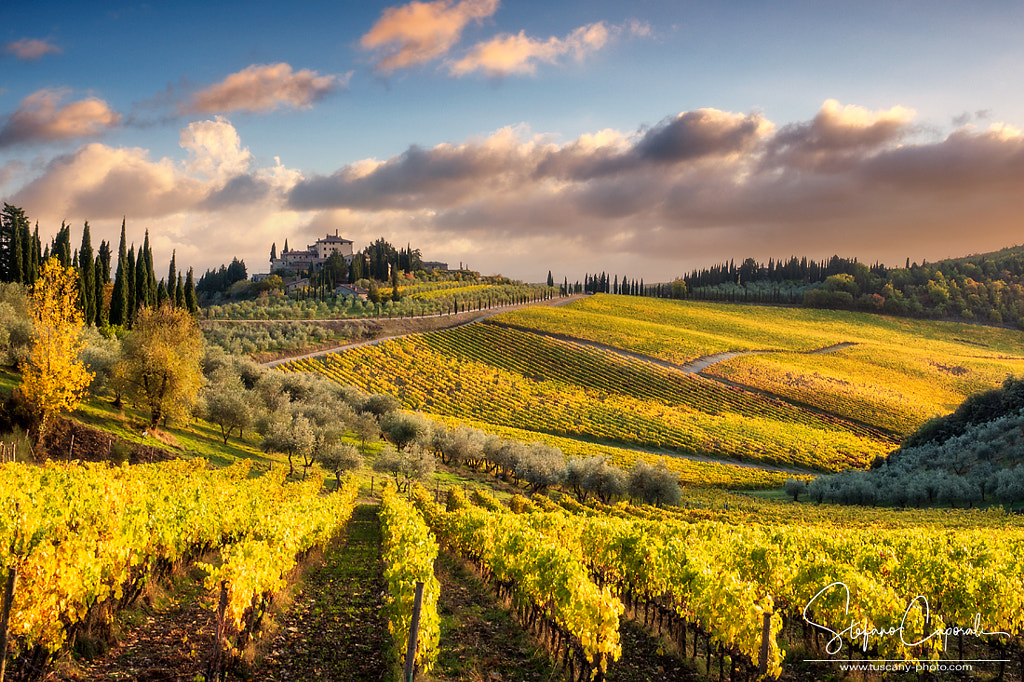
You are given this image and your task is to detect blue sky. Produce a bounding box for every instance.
[3,0,1024,282]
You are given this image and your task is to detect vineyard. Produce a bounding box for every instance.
[0,459,358,679]
[277,295,1024,477]
[412,483,1024,681]
[280,333,888,472]
[7,293,1024,680]
[704,344,1024,435]
[496,296,1024,436]
[4,451,1024,680]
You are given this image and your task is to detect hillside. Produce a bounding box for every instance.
[283,294,1024,477]
[680,243,1024,326]
[810,376,1024,506]
[4,291,1024,681]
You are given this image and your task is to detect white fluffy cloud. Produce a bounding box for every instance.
[10,117,309,276]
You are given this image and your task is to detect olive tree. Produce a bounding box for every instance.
[202,367,252,444]
[628,459,682,507]
[515,443,566,494]
[372,443,434,492]
[319,442,363,490]
[783,478,807,502]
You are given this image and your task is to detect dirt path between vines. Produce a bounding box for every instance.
[53,568,219,681]
[255,501,390,681]
[52,504,391,682]
[433,552,566,681]
[434,552,700,682]
[484,320,858,376]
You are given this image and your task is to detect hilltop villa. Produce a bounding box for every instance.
[271,232,354,272]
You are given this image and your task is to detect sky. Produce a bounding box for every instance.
[2,1,1024,283]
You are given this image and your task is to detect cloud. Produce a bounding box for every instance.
[361,0,499,72]
[9,100,1024,285]
[11,118,296,222]
[0,161,24,190]
[290,108,772,209]
[625,19,652,38]
[0,89,121,148]
[13,143,204,220]
[182,63,346,114]
[8,118,310,279]
[289,125,551,210]
[286,101,1024,279]
[449,21,610,77]
[3,38,62,60]
[764,99,915,171]
[634,109,772,163]
[180,116,253,181]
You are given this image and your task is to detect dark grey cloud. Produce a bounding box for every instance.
[289,136,535,210]
[198,174,275,211]
[634,109,766,163]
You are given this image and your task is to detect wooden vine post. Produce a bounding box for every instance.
[404,581,425,681]
[0,564,19,682]
[207,580,229,681]
[758,611,772,679]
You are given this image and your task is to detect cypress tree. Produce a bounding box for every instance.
[95,239,110,326]
[79,221,96,324]
[270,242,277,261]
[94,259,107,326]
[175,273,185,308]
[53,222,72,266]
[168,250,176,292]
[157,279,169,306]
[110,221,129,327]
[10,214,23,284]
[29,223,41,285]
[18,217,31,285]
[135,247,149,311]
[126,244,137,324]
[98,240,111,282]
[0,204,29,283]
[143,230,157,304]
[185,267,198,314]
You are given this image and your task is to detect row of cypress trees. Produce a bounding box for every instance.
[0,204,198,328]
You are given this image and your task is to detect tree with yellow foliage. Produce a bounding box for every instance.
[20,259,93,441]
[115,304,204,429]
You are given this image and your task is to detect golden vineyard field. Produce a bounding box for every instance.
[280,294,1024,477]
